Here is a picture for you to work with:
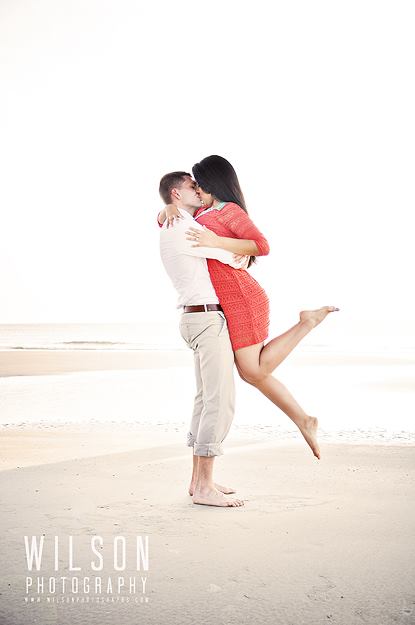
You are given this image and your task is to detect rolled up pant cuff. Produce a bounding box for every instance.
[193,443,224,457]
[187,432,196,447]
[187,433,224,457]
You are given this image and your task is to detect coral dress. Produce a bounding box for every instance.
[194,202,270,351]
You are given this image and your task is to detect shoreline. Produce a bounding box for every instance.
[1,349,414,448]
[1,423,414,472]
[1,347,415,378]
[0,348,192,377]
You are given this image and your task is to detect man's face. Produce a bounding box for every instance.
[173,176,202,209]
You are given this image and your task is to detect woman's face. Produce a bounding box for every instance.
[196,186,213,206]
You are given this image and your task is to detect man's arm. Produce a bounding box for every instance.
[166,218,247,269]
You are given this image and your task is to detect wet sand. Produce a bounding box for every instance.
[1,347,414,377]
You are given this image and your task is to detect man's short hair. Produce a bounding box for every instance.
[159,171,191,204]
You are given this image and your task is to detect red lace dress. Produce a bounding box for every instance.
[194,202,270,350]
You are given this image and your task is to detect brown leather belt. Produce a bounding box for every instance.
[183,304,223,313]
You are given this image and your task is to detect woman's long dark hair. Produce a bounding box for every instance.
[192,155,255,267]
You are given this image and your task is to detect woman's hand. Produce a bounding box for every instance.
[165,204,183,228]
[185,226,220,248]
[233,254,250,269]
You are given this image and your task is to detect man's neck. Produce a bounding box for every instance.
[176,204,196,216]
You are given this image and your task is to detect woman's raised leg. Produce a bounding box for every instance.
[233,306,338,458]
[259,306,339,375]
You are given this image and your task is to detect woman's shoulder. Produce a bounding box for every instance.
[221,202,245,215]
[222,201,242,210]
[219,202,247,221]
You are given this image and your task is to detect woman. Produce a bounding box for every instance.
[160,155,339,459]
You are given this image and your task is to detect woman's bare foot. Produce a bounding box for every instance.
[298,416,320,459]
[192,487,244,507]
[300,306,339,329]
[188,482,235,496]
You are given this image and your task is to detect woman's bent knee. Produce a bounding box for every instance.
[237,367,267,386]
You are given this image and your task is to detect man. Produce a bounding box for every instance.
[158,171,244,508]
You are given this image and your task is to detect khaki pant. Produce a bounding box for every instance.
[179,312,235,457]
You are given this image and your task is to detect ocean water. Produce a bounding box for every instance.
[0,323,184,350]
[0,320,414,353]
[0,323,414,442]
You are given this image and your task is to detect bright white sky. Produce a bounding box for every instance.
[1,0,414,332]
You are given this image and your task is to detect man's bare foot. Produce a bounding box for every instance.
[188,482,235,496]
[298,416,320,459]
[192,487,244,507]
[300,306,339,329]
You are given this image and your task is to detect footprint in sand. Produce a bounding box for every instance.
[307,575,336,602]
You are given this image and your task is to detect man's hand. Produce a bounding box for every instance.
[165,204,183,228]
[185,226,220,248]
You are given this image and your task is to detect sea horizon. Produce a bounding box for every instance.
[0,320,414,353]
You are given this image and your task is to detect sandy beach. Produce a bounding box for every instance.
[0,349,192,377]
[1,334,415,624]
[0,425,414,625]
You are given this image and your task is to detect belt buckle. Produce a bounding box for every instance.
[203,304,208,312]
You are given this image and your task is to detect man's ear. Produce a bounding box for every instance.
[171,188,181,201]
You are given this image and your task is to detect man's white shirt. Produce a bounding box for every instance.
[159,208,243,308]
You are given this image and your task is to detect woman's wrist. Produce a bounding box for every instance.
[165,203,178,215]
[158,209,167,224]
